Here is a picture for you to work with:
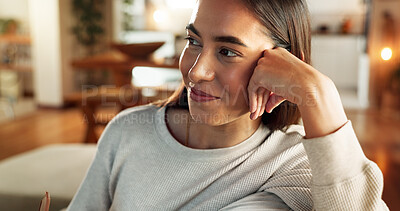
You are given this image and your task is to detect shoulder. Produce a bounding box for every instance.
[268,123,305,146]
[115,104,161,120]
[97,104,163,148]
[261,123,309,170]
[109,104,163,127]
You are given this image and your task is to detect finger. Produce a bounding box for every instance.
[259,90,271,117]
[265,93,286,113]
[247,79,259,113]
[254,88,265,120]
[270,46,285,52]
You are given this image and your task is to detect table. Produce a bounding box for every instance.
[70,52,181,143]
[71,50,179,87]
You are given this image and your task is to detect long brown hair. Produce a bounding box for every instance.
[157,0,311,132]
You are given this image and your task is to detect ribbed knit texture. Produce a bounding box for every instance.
[67,105,388,211]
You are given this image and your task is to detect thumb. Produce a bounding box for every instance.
[265,93,286,113]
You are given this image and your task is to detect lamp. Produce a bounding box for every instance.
[165,0,196,9]
[147,0,194,33]
[153,9,169,24]
[380,11,395,61]
[379,10,400,111]
[381,47,393,61]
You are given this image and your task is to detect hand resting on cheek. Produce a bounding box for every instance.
[247,47,348,139]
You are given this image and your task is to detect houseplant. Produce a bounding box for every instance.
[72,0,105,55]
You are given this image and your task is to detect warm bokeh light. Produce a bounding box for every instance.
[165,0,196,9]
[153,10,168,24]
[381,47,393,61]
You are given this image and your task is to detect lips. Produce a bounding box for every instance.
[190,88,220,102]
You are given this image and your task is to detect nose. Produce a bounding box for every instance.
[188,52,215,83]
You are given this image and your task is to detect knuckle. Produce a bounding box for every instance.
[247,81,257,92]
[257,57,268,66]
[249,74,260,85]
[252,66,263,77]
[263,49,273,57]
[252,78,263,87]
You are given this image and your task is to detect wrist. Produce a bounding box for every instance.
[297,70,348,139]
[294,65,327,108]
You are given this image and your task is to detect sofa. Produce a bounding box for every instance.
[0,144,96,211]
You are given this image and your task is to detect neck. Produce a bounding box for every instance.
[166,107,262,149]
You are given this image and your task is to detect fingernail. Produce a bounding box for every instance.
[251,105,256,113]
[250,112,255,120]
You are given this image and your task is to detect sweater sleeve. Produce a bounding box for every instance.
[67,117,122,211]
[219,191,291,210]
[302,120,389,211]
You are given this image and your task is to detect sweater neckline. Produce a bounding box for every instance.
[154,106,271,162]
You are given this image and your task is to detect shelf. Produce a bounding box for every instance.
[0,63,32,72]
[0,35,32,72]
[0,34,31,45]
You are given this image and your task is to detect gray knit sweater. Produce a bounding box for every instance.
[67,105,388,210]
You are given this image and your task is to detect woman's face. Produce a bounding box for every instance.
[180,0,274,126]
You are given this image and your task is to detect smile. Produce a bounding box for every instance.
[189,88,220,102]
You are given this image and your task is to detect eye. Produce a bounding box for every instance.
[219,48,239,57]
[184,37,201,47]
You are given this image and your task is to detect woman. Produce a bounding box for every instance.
[68,0,388,210]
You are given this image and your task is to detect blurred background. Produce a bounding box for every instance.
[0,0,399,210]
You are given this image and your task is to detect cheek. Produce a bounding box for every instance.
[179,47,196,80]
[220,65,254,100]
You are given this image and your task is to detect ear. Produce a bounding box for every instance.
[300,51,305,61]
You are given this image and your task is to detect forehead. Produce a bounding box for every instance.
[189,0,271,46]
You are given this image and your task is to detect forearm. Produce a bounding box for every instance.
[297,70,388,209]
[298,70,348,139]
[301,121,388,210]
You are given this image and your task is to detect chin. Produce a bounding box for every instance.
[188,104,231,126]
[188,106,250,127]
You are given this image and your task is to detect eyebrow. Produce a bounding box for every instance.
[185,23,248,48]
[214,36,248,47]
[185,24,201,37]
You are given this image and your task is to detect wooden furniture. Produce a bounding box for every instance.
[0,34,32,72]
[0,34,32,103]
[66,86,140,143]
[70,43,180,143]
[71,50,179,87]
[110,42,165,59]
[66,84,179,143]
